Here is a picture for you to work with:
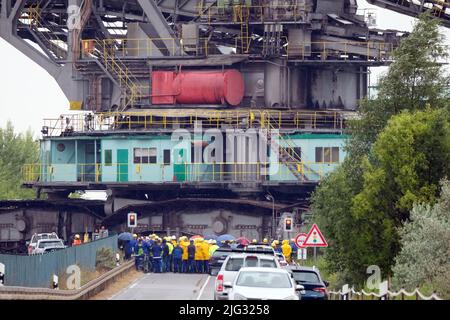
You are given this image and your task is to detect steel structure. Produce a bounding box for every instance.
[0,0,444,252]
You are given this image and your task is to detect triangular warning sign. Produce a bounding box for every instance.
[303,224,328,247]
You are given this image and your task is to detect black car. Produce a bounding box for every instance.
[287,266,329,300]
[209,248,234,276]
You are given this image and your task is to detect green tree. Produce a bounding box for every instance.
[350,109,450,281]
[0,121,39,200]
[392,180,450,299]
[310,14,450,286]
[348,13,450,160]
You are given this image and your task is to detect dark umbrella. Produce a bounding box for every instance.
[217,234,235,244]
[118,232,134,241]
[204,235,218,241]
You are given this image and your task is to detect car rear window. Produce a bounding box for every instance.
[259,259,277,268]
[225,258,244,271]
[213,250,232,259]
[293,271,320,283]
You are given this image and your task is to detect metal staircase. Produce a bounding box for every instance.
[28,3,67,61]
[264,113,321,182]
[90,39,141,110]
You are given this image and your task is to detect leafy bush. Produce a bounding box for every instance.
[392,180,450,299]
[95,248,116,271]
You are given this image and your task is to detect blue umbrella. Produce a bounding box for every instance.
[204,235,218,241]
[118,232,134,241]
[217,234,235,244]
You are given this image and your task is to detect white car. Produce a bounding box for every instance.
[227,267,304,300]
[31,238,66,255]
[28,232,60,254]
[215,253,280,300]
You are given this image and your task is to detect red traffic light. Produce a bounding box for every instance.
[284,218,293,231]
[127,213,138,228]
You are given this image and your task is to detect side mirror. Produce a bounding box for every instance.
[324,281,330,287]
[224,282,233,289]
[295,284,305,291]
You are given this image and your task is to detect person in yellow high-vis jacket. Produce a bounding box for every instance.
[281,239,292,264]
[194,238,204,273]
[179,236,190,273]
[201,239,211,274]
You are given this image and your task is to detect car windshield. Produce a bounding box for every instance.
[236,272,292,288]
[38,240,64,248]
[293,271,320,283]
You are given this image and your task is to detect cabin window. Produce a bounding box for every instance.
[134,148,157,164]
[163,150,171,165]
[149,148,157,164]
[104,150,112,166]
[316,147,340,163]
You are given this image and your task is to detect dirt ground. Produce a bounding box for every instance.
[89,268,144,300]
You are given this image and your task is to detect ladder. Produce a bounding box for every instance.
[91,39,141,110]
[234,5,251,53]
[263,113,321,182]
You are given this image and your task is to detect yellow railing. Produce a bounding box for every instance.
[285,39,394,60]
[22,161,339,184]
[82,37,393,61]
[82,38,210,58]
[41,109,348,136]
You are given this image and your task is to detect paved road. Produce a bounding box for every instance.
[111,273,215,300]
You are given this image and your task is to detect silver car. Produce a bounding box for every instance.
[227,267,304,300]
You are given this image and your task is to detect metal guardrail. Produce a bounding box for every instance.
[0,260,134,300]
[41,110,348,136]
[328,287,443,301]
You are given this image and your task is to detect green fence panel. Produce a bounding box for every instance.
[0,235,118,288]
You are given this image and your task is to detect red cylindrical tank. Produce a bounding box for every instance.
[152,70,245,106]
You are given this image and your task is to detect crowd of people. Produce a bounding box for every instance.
[122,234,300,274]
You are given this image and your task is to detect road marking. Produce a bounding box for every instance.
[196,275,211,300]
[108,273,144,300]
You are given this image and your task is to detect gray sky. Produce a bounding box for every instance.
[0,0,444,134]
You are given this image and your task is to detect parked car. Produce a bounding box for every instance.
[287,266,329,300]
[31,238,66,255]
[27,232,60,255]
[276,252,289,267]
[215,253,281,300]
[227,267,304,300]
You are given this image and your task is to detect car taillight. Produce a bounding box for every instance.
[313,287,327,293]
[216,274,224,292]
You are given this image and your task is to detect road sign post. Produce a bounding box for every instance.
[302,224,328,263]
